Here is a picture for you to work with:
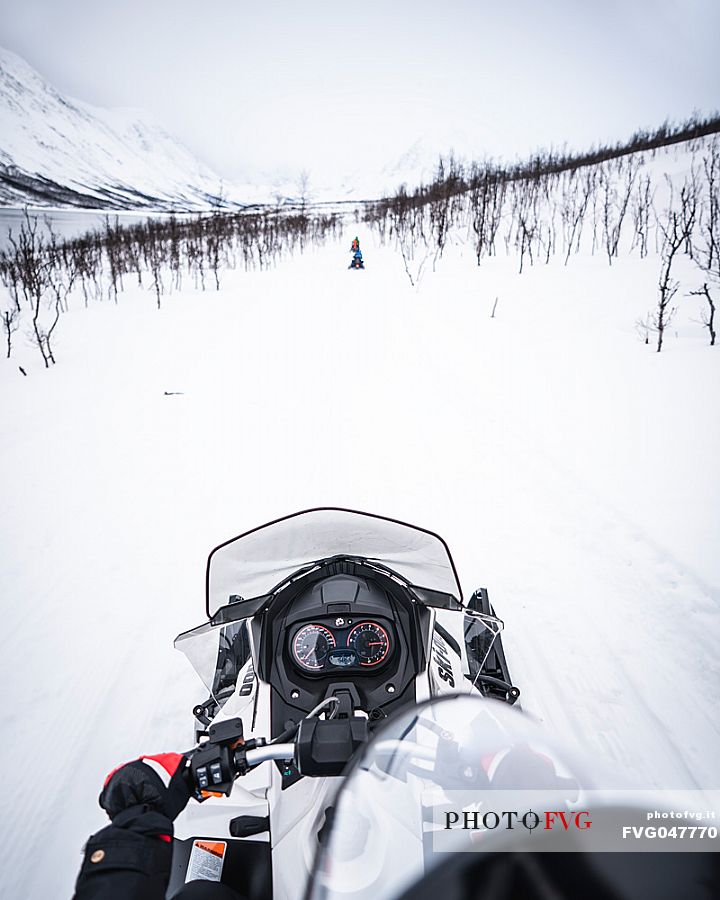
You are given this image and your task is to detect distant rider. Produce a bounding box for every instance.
[349,236,364,269]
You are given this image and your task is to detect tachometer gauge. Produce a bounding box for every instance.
[348,622,390,667]
[292,624,336,671]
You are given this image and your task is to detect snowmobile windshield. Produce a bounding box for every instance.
[205,508,463,618]
[305,697,720,900]
[305,695,613,900]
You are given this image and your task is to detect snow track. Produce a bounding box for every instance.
[1,229,718,898]
[500,436,718,790]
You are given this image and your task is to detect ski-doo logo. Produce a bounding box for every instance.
[238,662,255,697]
[432,632,455,689]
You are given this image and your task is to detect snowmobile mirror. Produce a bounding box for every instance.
[466,587,490,613]
[412,587,462,610]
[211,593,273,625]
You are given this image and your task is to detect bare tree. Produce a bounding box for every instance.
[510,179,541,274]
[297,170,311,213]
[206,215,222,291]
[652,176,698,352]
[468,168,506,265]
[691,138,720,344]
[635,312,651,345]
[8,211,57,366]
[630,173,654,258]
[0,251,22,311]
[601,158,639,264]
[560,168,595,264]
[689,284,716,345]
[2,305,20,358]
[47,224,77,313]
[211,180,228,211]
[142,222,166,307]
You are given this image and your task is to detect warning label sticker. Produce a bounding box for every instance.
[185,840,227,883]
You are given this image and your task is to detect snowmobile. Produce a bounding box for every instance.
[349,250,365,269]
[169,508,519,898]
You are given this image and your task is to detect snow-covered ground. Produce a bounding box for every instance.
[1,216,719,897]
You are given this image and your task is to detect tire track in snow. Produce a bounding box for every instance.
[490,421,720,789]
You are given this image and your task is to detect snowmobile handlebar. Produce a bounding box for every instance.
[187,701,370,797]
[187,720,293,798]
[244,743,295,766]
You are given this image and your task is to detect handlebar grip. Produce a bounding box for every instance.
[243,744,295,766]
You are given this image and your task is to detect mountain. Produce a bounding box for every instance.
[0,45,490,209]
[0,46,240,211]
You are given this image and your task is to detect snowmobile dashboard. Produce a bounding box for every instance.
[290,618,394,675]
[261,565,430,739]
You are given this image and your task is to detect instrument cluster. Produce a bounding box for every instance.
[290,619,393,674]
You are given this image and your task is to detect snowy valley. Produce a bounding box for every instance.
[1,100,719,899]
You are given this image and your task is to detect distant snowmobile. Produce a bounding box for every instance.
[349,236,365,269]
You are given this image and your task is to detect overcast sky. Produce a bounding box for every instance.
[1,0,719,188]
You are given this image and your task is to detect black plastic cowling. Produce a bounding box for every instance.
[295,716,369,777]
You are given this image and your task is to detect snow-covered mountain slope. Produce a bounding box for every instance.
[0,45,503,208]
[0,46,240,210]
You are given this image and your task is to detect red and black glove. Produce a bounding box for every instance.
[73,755,190,899]
[99,753,192,839]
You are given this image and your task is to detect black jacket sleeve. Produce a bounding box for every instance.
[72,810,173,900]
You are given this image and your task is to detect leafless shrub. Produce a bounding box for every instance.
[560,167,596,264]
[690,137,720,343]
[630,173,654,258]
[600,158,639,264]
[2,305,20,358]
[47,224,78,314]
[652,176,698,352]
[6,211,58,366]
[635,313,651,345]
[468,167,506,265]
[689,283,716,345]
[0,250,21,311]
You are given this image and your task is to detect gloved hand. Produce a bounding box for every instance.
[100,753,191,836]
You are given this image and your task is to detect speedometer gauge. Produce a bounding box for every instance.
[292,624,336,671]
[348,622,390,666]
